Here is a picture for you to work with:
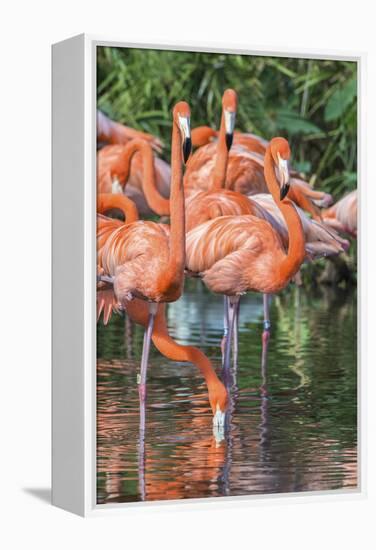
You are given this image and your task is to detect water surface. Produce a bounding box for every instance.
[97,282,357,504]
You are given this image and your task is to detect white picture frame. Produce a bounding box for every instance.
[52,34,365,517]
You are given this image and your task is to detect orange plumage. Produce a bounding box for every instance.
[97,102,228,422]
[97,109,163,152]
[187,127,332,220]
[185,138,306,296]
[97,140,171,216]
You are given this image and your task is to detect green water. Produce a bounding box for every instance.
[97,282,357,504]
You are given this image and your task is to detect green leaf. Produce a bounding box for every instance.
[96,47,357,195]
[276,109,322,135]
[324,77,357,122]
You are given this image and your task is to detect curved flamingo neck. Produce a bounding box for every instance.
[115,139,170,216]
[264,147,305,282]
[97,193,139,224]
[152,305,220,385]
[124,300,226,413]
[166,119,185,278]
[211,112,230,190]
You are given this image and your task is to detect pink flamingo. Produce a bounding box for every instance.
[322,189,357,238]
[185,137,306,372]
[97,102,228,428]
[185,95,346,361]
[97,140,171,216]
[187,129,333,215]
[97,109,163,152]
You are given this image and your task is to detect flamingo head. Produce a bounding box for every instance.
[270,137,291,200]
[314,192,334,208]
[173,101,192,164]
[222,89,238,150]
[210,381,228,428]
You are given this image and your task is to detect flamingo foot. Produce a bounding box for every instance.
[321,193,334,208]
[98,274,115,285]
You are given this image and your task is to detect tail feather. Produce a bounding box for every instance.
[97,288,119,325]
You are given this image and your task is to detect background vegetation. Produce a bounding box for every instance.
[97,47,357,199]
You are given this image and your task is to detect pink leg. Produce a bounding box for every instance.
[261,327,270,359]
[138,302,158,432]
[138,430,146,501]
[232,299,240,369]
[259,327,270,456]
[138,302,158,502]
[263,293,272,333]
[221,296,229,363]
[222,296,240,379]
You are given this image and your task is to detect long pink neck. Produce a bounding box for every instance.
[264,147,305,282]
[117,139,170,216]
[125,300,224,397]
[166,120,185,277]
[210,112,229,190]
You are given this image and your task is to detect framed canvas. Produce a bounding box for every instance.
[52,34,365,517]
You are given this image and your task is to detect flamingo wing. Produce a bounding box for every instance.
[186,215,284,295]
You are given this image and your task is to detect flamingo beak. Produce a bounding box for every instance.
[183,136,192,164]
[224,110,236,151]
[213,404,226,428]
[314,192,334,208]
[213,405,225,444]
[178,115,192,164]
[278,155,290,200]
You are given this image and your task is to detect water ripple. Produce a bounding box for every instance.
[97,283,357,503]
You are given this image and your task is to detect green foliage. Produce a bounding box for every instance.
[324,76,357,121]
[97,47,357,199]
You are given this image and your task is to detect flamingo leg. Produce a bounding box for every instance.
[263,293,272,332]
[138,302,158,437]
[262,293,271,353]
[138,428,146,501]
[261,322,270,381]
[221,296,229,365]
[259,321,270,462]
[137,302,158,502]
[232,299,240,369]
[222,296,240,380]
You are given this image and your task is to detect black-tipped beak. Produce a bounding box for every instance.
[183,137,192,164]
[225,132,233,151]
[277,156,290,200]
[224,110,236,151]
[177,114,191,164]
[280,183,290,201]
